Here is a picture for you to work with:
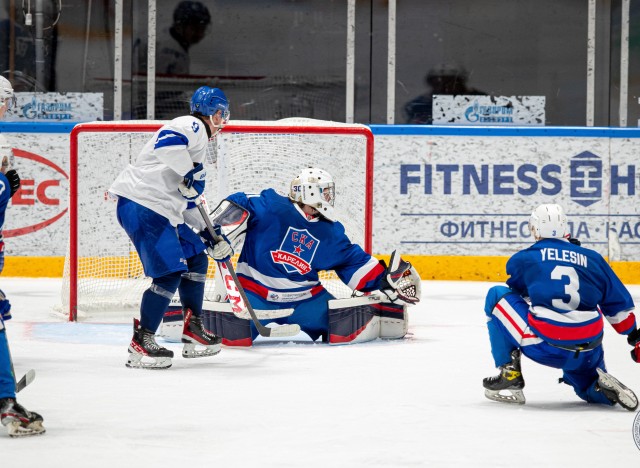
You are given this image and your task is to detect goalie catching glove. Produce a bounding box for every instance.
[380,250,421,305]
[200,225,233,262]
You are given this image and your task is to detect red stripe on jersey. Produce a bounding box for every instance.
[354,262,385,291]
[611,312,637,334]
[238,277,269,298]
[528,312,604,342]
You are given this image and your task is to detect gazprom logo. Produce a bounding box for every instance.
[570,151,602,207]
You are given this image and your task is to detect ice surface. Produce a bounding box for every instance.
[2,278,640,466]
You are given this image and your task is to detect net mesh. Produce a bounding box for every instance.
[62,118,372,320]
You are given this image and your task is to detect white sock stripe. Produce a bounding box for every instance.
[149,283,174,300]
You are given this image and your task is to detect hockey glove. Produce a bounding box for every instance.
[380,250,421,305]
[5,170,20,197]
[628,328,640,363]
[200,225,233,262]
[0,289,11,321]
[178,163,206,200]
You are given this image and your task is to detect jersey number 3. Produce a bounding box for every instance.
[550,265,580,310]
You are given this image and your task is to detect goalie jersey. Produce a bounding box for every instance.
[506,238,635,348]
[226,189,385,302]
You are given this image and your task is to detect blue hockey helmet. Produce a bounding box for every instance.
[190,86,230,121]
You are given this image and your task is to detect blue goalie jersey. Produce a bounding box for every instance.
[225,189,384,303]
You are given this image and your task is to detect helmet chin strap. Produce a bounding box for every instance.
[208,115,224,139]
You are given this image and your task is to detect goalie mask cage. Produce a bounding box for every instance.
[63,118,374,321]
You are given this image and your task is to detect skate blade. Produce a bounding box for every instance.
[126,353,172,369]
[484,388,526,405]
[596,368,639,411]
[182,342,221,358]
[7,420,46,437]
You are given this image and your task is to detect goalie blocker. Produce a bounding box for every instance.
[164,294,407,346]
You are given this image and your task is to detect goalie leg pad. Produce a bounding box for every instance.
[202,303,252,347]
[157,301,184,343]
[377,302,408,339]
[329,296,408,344]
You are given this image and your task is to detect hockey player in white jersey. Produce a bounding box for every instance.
[109,86,233,369]
[482,204,639,410]
[199,168,422,346]
[0,76,45,437]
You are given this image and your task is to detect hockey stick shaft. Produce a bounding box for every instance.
[4,329,35,393]
[196,202,300,338]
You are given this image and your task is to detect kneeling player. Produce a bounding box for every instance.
[191,168,421,346]
[482,203,639,410]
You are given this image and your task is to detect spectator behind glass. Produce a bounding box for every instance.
[157,1,211,76]
[0,1,59,91]
[133,1,212,119]
[404,63,485,124]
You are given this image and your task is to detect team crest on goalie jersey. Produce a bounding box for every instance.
[271,227,319,275]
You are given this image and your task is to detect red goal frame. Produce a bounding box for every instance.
[68,122,374,321]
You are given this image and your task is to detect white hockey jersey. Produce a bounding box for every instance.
[109,115,209,226]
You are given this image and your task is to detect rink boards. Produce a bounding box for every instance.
[0,123,638,283]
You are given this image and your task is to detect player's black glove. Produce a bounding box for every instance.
[628,328,640,363]
[568,236,581,246]
[5,169,20,197]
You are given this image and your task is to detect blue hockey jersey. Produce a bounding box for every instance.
[226,189,384,302]
[506,238,635,347]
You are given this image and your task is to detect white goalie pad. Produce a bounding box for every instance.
[328,294,407,345]
[157,297,295,342]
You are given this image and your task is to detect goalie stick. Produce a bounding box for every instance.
[196,201,301,338]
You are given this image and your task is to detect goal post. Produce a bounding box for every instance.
[64,119,374,321]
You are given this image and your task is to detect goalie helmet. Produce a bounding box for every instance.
[289,167,336,221]
[0,76,16,111]
[529,203,567,240]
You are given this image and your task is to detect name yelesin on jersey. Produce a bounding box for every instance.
[540,247,588,267]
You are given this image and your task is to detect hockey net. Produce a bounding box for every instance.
[62,118,373,321]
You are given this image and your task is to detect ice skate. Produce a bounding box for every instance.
[483,349,526,405]
[0,398,46,438]
[595,368,638,411]
[181,308,222,358]
[126,318,173,369]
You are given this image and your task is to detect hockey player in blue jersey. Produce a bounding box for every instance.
[482,203,639,410]
[0,76,45,437]
[109,86,233,369]
[201,167,422,346]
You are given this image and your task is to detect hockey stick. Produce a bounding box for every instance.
[4,330,36,393]
[196,202,301,338]
[16,369,36,393]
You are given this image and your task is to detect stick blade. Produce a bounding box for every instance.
[265,324,302,338]
[16,369,36,393]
